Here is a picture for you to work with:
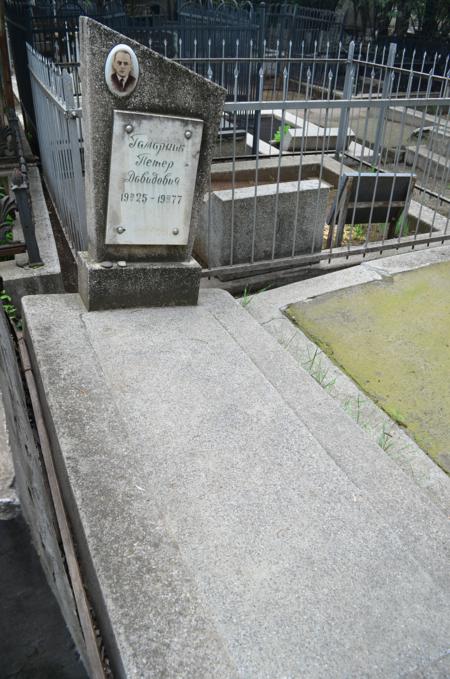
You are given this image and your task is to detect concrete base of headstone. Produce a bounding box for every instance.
[21,290,450,678]
[77,251,201,310]
[196,179,330,269]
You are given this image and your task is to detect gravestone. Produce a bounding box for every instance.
[197,179,330,270]
[78,18,226,310]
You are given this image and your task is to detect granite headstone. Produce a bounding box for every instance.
[78,18,226,310]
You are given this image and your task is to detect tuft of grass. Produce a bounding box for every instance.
[240,284,273,308]
[241,286,252,307]
[302,347,336,391]
[377,423,394,452]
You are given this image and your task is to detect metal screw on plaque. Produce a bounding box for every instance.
[184,130,192,139]
[172,228,179,235]
[116,226,126,234]
[100,261,113,269]
[117,260,127,267]
[125,124,133,134]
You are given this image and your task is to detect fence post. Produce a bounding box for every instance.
[335,40,354,160]
[11,168,43,267]
[371,42,397,166]
[257,2,266,59]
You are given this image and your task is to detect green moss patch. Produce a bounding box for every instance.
[285,261,450,473]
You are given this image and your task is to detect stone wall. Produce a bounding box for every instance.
[0,308,87,670]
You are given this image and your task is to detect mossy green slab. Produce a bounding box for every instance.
[285,261,450,473]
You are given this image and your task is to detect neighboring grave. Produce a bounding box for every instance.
[197,179,330,270]
[78,18,225,310]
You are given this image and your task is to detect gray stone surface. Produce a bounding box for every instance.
[244,245,450,514]
[78,251,201,310]
[0,383,18,520]
[196,179,329,268]
[22,289,450,679]
[0,307,86,668]
[80,17,226,264]
[0,165,64,311]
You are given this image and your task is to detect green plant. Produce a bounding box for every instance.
[377,423,394,452]
[302,347,336,391]
[240,284,272,308]
[0,290,18,325]
[394,214,409,237]
[241,287,252,307]
[343,394,373,432]
[272,123,291,145]
[352,223,365,240]
[0,191,15,247]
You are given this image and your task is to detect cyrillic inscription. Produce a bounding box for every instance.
[105,111,203,245]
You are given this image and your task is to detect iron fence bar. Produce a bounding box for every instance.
[223,96,450,112]
[202,234,450,278]
[11,167,43,266]
[27,43,87,253]
[29,58,81,117]
[335,40,354,159]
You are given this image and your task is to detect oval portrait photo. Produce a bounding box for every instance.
[105,44,139,97]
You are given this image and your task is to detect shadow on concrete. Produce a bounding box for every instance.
[0,513,87,679]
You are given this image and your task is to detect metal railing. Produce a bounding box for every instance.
[25,41,450,281]
[0,111,42,264]
[27,44,87,253]
[202,94,450,278]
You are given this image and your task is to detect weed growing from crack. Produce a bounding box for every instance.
[301,347,336,391]
[240,284,272,308]
[377,423,394,452]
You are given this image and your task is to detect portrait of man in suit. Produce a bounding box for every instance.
[105,45,139,97]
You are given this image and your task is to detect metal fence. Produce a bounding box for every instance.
[7,0,449,128]
[27,45,86,252]
[25,40,450,281]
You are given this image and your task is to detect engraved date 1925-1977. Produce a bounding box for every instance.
[120,192,182,205]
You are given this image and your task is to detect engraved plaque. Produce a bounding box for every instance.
[105,111,204,245]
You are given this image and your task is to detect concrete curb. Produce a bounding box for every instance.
[244,244,450,515]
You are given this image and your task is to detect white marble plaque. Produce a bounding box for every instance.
[105,111,204,245]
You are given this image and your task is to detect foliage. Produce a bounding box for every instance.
[394,213,409,237]
[240,284,272,307]
[295,0,450,40]
[0,184,15,248]
[272,124,292,145]
[0,290,19,326]
[352,223,365,240]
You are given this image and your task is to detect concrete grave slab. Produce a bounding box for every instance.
[22,289,450,678]
[197,179,330,269]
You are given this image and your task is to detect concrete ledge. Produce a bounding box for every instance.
[0,306,86,666]
[0,166,64,310]
[22,289,450,678]
[245,245,450,514]
[78,251,201,310]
